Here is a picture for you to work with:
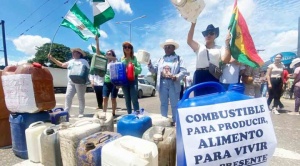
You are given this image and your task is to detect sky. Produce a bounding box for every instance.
[0,0,300,76]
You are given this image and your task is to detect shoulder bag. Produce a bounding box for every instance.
[206,50,222,79]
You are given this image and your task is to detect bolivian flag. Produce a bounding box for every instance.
[228,0,264,67]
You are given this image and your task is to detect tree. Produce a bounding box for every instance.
[28,43,93,68]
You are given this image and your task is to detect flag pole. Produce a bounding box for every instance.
[48,0,79,55]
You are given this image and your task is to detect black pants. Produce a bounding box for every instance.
[94,85,103,108]
[180,85,184,99]
[193,70,219,96]
[267,78,283,108]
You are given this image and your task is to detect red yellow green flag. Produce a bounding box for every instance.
[228,0,264,68]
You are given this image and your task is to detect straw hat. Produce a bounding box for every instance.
[160,39,179,50]
[71,48,86,57]
[290,58,300,68]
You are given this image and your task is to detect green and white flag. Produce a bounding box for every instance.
[61,4,99,41]
[93,0,115,27]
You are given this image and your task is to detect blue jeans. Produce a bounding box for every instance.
[159,78,180,122]
[122,78,139,114]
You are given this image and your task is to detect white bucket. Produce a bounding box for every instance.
[102,135,158,166]
[25,121,53,163]
[171,0,206,23]
[136,50,150,65]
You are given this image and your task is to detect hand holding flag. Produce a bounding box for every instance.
[228,0,264,68]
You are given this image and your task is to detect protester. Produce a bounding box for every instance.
[219,58,245,90]
[121,42,142,114]
[259,71,268,97]
[148,39,185,125]
[243,66,261,98]
[266,54,284,115]
[187,23,231,96]
[48,48,89,118]
[288,58,300,115]
[103,49,119,116]
[89,36,104,110]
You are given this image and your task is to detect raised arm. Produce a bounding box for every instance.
[48,54,68,68]
[187,23,199,52]
[221,31,232,64]
[95,35,100,55]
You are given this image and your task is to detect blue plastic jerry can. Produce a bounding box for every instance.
[176,82,251,166]
[117,113,152,138]
[109,62,128,86]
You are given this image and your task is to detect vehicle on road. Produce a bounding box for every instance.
[47,67,93,93]
[118,78,156,98]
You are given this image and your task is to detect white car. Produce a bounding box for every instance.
[118,78,156,98]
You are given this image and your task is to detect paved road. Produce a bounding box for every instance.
[0,92,300,166]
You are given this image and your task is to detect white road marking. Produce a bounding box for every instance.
[273,148,300,160]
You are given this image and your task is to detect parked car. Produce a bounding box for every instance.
[118,78,156,98]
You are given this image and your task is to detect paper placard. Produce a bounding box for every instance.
[178,98,277,166]
[1,74,38,113]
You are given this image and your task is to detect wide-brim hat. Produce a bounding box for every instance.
[202,24,219,38]
[290,58,300,68]
[71,48,86,57]
[160,39,179,50]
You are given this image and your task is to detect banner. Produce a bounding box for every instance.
[178,98,277,166]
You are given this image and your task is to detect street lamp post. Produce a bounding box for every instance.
[116,15,146,43]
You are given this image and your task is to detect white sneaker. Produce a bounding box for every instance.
[78,114,84,118]
[272,108,280,115]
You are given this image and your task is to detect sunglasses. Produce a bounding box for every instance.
[123,45,132,49]
[205,31,215,36]
[164,45,174,49]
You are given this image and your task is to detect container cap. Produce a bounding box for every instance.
[153,134,163,142]
[46,128,55,135]
[85,143,96,151]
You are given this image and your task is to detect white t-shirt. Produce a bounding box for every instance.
[89,74,104,86]
[268,63,283,78]
[195,43,225,68]
[220,63,245,84]
[65,58,90,83]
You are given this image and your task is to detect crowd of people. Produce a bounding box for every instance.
[47,23,299,123]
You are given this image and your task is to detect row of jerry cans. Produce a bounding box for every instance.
[24,117,166,166]
[9,108,70,159]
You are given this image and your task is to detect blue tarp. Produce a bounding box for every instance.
[270,52,297,65]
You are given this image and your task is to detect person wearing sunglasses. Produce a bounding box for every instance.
[187,23,232,96]
[148,39,186,126]
[121,42,142,114]
[92,35,119,116]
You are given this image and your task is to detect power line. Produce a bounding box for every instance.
[19,0,70,36]
[9,0,51,34]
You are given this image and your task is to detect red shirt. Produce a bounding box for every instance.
[283,69,289,83]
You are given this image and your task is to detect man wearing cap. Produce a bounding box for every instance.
[148,39,186,125]
[187,22,232,96]
[48,48,90,118]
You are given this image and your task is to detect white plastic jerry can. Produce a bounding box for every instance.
[39,126,63,166]
[171,0,206,23]
[136,50,150,65]
[25,121,53,163]
[102,135,158,166]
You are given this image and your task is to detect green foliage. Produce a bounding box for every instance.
[28,43,93,68]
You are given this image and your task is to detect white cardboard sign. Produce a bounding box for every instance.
[178,98,277,166]
[1,74,38,113]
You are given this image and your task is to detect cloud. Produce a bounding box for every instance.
[0,56,32,66]
[12,35,51,55]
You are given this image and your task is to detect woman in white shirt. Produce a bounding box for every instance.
[48,48,89,118]
[187,23,231,96]
[266,54,284,115]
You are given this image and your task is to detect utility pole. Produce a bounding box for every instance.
[0,20,8,66]
[298,17,300,57]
